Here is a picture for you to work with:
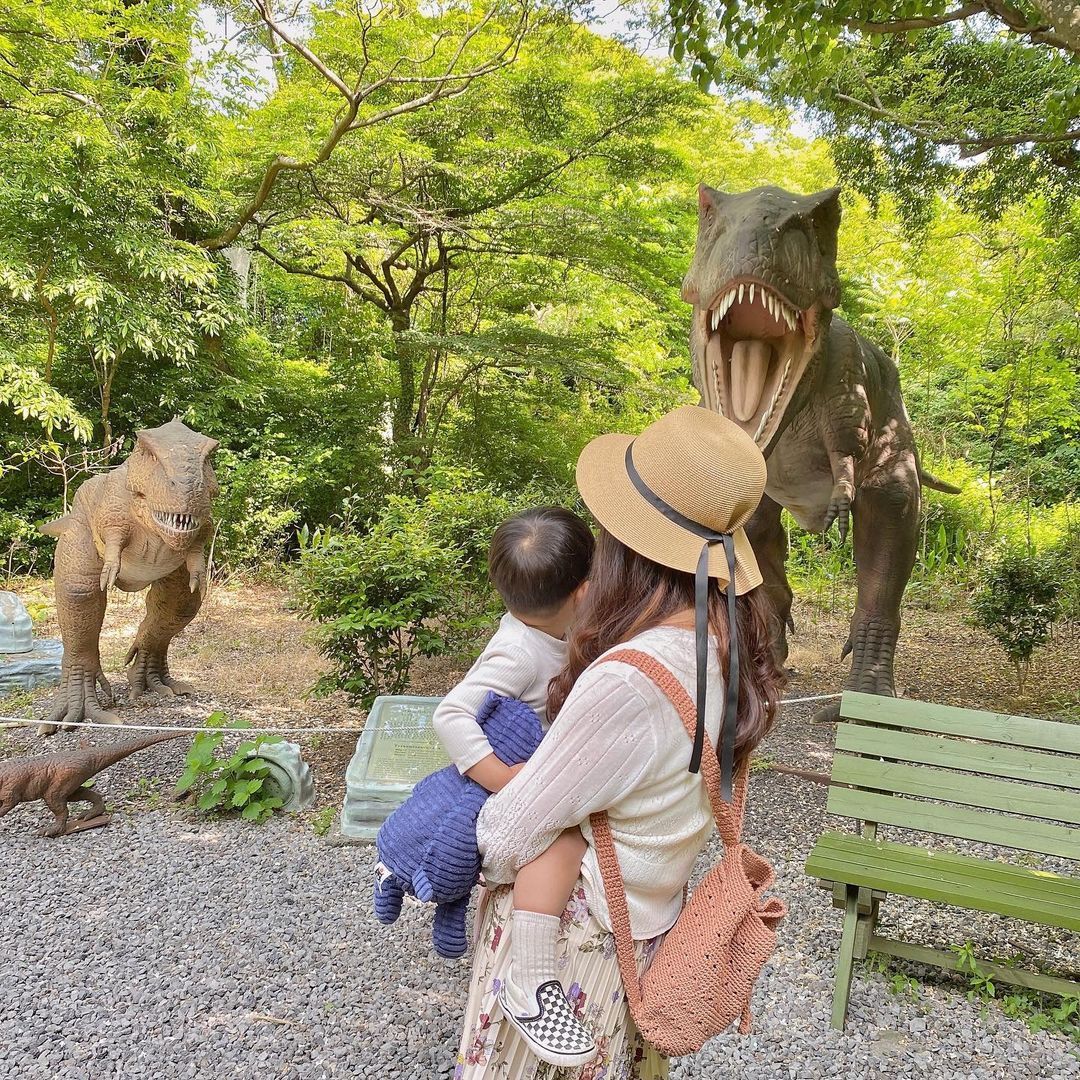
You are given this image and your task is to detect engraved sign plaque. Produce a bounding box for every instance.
[340,695,448,841]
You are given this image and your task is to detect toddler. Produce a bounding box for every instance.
[432,506,598,1066]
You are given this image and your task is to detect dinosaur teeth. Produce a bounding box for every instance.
[707,284,801,336]
[152,510,199,533]
[754,348,795,443]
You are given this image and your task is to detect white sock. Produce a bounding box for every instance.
[502,910,561,1015]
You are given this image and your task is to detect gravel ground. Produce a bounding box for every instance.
[1,700,1077,1080]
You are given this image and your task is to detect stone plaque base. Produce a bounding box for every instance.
[0,638,63,695]
[340,694,447,842]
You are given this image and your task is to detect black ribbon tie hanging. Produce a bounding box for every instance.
[624,443,740,802]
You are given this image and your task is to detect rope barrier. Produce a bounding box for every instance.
[0,691,845,738]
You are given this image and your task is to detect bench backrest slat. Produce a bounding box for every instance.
[832,692,1079,861]
[841,692,1080,755]
[827,786,1080,860]
[831,754,1080,825]
[835,725,1080,791]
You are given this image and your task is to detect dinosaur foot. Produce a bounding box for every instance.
[38,815,112,838]
[125,644,194,702]
[813,613,900,723]
[38,666,120,736]
[812,701,842,724]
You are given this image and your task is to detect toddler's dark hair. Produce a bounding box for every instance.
[488,507,594,615]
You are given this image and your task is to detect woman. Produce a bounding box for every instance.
[454,405,785,1079]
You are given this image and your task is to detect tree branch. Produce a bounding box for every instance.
[980,0,1077,54]
[833,92,1080,156]
[252,242,386,307]
[844,4,981,34]
[200,1,530,251]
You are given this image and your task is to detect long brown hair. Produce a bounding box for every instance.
[548,528,785,767]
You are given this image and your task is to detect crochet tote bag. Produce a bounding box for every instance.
[589,649,786,1058]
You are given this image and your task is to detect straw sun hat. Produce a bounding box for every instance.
[576,404,767,594]
[576,405,769,797]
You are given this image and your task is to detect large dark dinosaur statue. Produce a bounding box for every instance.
[0,732,184,836]
[40,419,219,734]
[682,184,958,720]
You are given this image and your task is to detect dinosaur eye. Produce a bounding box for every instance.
[777,227,810,279]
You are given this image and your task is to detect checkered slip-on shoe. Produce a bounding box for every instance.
[497,979,597,1067]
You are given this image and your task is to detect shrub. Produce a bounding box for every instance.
[174,714,285,822]
[1049,521,1080,623]
[968,548,1061,695]
[292,468,543,708]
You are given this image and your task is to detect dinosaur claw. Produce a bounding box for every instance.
[823,483,852,544]
[99,562,120,592]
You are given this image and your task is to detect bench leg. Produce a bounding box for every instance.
[831,885,859,1030]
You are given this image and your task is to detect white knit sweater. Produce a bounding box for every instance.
[476,626,724,940]
[432,613,568,774]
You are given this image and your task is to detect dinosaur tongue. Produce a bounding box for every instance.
[730,339,772,422]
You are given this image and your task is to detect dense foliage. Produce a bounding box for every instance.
[0,0,1076,691]
[665,0,1080,222]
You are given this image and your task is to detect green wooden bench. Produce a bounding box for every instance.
[805,690,1080,1030]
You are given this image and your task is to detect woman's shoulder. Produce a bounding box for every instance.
[596,626,714,673]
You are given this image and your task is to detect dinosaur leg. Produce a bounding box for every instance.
[815,462,919,722]
[745,493,793,666]
[40,793,70,838]
[69,786,107,822]
[126,565,202,701]
[40,526,119,735]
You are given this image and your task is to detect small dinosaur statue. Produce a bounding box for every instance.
[0,732,184,836]
[40,419,219,734]
[682,184,959,720]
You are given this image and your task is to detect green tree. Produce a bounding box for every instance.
[0,0,227,446]
[219,9,702,466]
[664,1,1080,220]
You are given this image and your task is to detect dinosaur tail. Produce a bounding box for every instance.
[85,731,189,771]
[918,469,961,495]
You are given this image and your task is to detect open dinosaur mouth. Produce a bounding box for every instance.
[699,278,815,449]
[151,510,201,535]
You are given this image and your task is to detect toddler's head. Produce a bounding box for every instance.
[488,507,594,634]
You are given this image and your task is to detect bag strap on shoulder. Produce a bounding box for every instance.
[599,648,747,843]
[586,648,750,988]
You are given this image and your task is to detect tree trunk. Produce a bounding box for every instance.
[1030,0,1080,54]
[389,308,417,448]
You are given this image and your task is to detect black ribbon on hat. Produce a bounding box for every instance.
[624,444,739,801]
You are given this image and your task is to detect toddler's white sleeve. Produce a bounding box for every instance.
[432,641,537,774]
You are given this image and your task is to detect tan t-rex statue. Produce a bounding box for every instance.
[40,419,219,734]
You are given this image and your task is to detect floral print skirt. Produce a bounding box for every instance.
[454,877,669,1080]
